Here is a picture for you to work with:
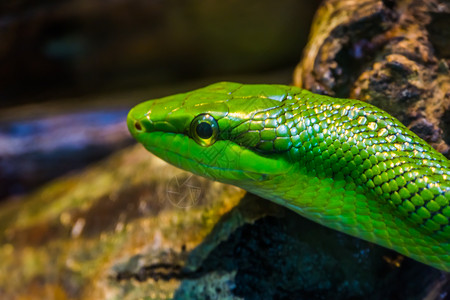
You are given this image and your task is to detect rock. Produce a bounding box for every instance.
[0,144,245,299]
[3,145,445,299]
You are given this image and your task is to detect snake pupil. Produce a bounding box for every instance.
[196,122,213,139]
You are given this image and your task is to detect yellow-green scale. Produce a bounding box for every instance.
[237,90,450,271]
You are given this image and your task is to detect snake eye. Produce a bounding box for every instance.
[190,114,219,146]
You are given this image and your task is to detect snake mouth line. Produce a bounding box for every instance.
[140,132,265,179]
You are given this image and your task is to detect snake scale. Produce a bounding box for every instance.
[127,82,450,272]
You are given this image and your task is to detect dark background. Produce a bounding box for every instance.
[1,0,319,106]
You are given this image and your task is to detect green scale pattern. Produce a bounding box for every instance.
[230,88,450,269]
[128,82,450,271]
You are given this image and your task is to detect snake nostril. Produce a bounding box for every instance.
[134,121,143,131]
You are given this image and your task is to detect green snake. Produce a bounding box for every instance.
[127,82,450,272]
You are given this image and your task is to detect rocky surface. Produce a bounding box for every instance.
[0,145,245,299]
[1,144,447,300]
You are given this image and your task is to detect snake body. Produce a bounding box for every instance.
[127,82,450,271]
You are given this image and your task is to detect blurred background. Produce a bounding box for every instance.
[0,0,320,201]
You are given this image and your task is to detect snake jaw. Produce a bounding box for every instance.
[134,128,292,186]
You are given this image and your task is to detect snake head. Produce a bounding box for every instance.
[127,82,294,186]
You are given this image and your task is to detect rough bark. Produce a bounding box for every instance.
[294,0,450,156]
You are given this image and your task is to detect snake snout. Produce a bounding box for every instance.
[127,104,154,139]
